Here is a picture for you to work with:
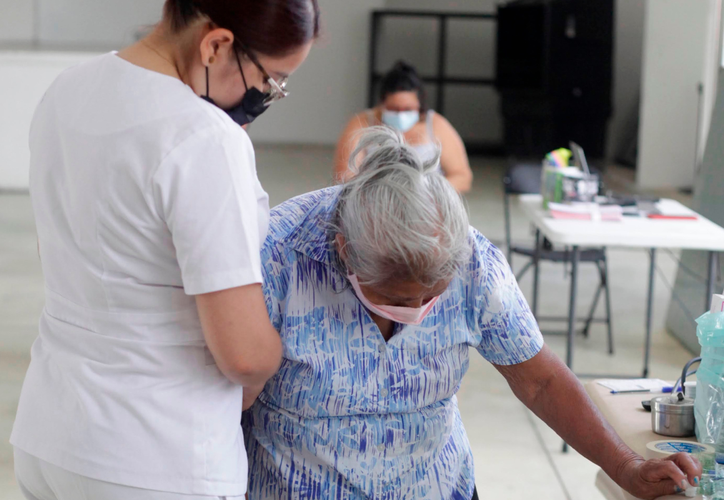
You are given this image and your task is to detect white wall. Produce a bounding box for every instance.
[698,0,722,166]
[0,51,102,190]
[636,0,719,189]
[38,0,164,47]
[611,0,645,160]
[0,0,164,47]
[0,0,35,43]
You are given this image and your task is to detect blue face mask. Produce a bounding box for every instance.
[382,110,420,132]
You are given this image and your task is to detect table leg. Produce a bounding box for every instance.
[707,251,718,310]
[561,246,580,454]
[566,246,580,370]
[643,249,656,379]
[532,229,541,318]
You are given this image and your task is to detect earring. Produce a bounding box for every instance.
[209,56,215,64]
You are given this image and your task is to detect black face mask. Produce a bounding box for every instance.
[200,53,270,126]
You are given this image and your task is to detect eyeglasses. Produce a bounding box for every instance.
[236,46,289,105]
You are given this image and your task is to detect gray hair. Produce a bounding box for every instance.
[332,126,471,288]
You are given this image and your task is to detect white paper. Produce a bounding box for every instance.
[655,200,697,217]
[548,202,623,215]
[596,378,670,392]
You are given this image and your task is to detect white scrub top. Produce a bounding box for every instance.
[10,52,269,496]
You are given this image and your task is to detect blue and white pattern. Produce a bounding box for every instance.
[244,187,544,500]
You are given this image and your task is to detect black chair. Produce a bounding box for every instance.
[503,163,614,353]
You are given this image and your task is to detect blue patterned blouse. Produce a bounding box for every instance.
[244,187,544,500]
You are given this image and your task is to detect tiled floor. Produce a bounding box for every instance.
[0,147,697,499]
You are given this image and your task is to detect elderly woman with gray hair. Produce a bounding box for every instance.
[242,127,701,500]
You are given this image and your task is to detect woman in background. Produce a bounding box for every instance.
[333,61,473,193]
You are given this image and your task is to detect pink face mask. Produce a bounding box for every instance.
[348,274,440,325]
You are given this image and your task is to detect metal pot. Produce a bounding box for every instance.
[651,393,695,437]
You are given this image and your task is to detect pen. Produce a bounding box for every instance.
[610,389,651,394]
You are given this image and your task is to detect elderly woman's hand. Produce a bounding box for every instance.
[616,453,702,499]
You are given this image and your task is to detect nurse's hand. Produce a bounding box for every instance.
[196,284,282,387]
[616,453,702,499]
[242,384,265,411]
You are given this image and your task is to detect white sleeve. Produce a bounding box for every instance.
[153,126,265,295]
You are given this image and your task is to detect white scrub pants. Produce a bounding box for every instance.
[14,448,244,500]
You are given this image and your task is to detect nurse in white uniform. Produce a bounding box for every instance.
[10,1,319,499]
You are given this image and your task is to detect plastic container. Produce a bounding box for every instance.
[695,293,724,492]
[651,394,695,437]
[695,303,724,446]
[685,381,698,400]
[540,165,599,209]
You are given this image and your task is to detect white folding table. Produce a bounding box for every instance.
[518,195,724,378]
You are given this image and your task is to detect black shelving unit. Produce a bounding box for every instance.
[368,10,497,117]
[496,0,614,158]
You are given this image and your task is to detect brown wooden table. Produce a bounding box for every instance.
[585,381,701,500]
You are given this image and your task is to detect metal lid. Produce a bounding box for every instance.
[651,394,695,415]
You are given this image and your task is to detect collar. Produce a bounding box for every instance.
[274,186,341,266]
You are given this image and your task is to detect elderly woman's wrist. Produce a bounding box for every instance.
[611,445,645,489]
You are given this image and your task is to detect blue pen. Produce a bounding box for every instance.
[610,386,674,394]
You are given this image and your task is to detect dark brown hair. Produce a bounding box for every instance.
[379,60,427,113]
[164,0,321,57]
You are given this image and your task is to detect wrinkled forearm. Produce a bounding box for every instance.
[503,347,640,486]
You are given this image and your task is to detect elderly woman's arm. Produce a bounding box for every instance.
[495,345,701,499]
[470,237,699,497]
[496,346,701,498]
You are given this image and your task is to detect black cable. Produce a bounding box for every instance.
[672,368,699,394]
